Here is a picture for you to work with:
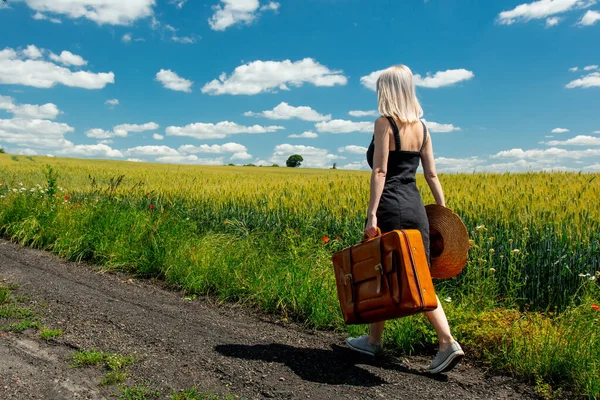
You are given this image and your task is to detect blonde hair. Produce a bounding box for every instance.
[376,65,423,124]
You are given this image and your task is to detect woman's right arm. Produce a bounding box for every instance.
[421,134,446,207]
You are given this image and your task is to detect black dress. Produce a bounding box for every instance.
[366,117,431,267]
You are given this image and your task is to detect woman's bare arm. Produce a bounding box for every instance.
[421,133,446,207]
[365,118,390,236]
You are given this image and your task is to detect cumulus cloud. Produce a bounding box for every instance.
[360,68,474,90]
[156,155,224,165]
[86,122,159,139]
[0,118,74,148]
[338,161,369,170]
[583,65,599,70]
[155,69,193,93]
[579,9,600,25]
[552,127,569,133]
[338,145,368,155]
[55,143,123,158]
[32,12,62,23]
[493,147,600,160]
[153,133,164,140]
[315,119,373,134]
[349,110,379,117]
[122,33,132,43]
[569,66,579,72]
[202,58,347,95]
[209,0,280,31]
[169,0,188,9]
[105,99,119,109]
[423,119,461,133]
[269,144,344,168]
[288,131,318,139]
[178,142,248,154]
[497,0,594,25]
[566,72,600,88]
[544,135,600,146]
[166,121,284,140]
[0,96,61,119]
[0,45,114,89]
[434,157,486,173]
[546,16,561,26]
[49,50,87,66]
[20,0,155,25]
[124,146,180,157]
[245,102,331,121]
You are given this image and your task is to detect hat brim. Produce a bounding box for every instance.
[425,204,470,279]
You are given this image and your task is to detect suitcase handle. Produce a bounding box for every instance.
[361,227,382,243]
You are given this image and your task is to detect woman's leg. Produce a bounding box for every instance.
[368,321,385,345]
[424,296,455,351]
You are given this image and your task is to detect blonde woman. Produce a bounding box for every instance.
[346,65,464,374]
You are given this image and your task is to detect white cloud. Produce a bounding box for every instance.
[493,147,600,160]
[124,146,180,157]
[127,158,143,162]
[594,130,600,134]
[155,69,193,93]
[156,155,224,165]
[105,99,119,109]
[245,102,331,121]
[22,45,43,59]
[178,142,247,154]
[338,145,368,154]
[566,72,600,88]
[32,12,62,23]
[21,0,155,25]
[231,151,252,160]
[552,127,569,133]
[122,33,132,43]
[569,66,579,72]
[17,148,39,156]
[546,16,561,26]
[545,135,600,146]
[0,118,74,148]
[0,45,114,89]
[339,161,369,170]
[86,122,158,139]
[422,119,461,133]
[349,110,379,117]
[56,143,123,158]
[583,163,600,171]
[153,133,164,140]
[169,0,188,9]
[269,144,344,168]
[315,119,373,134]
[0,96,61,119]
[497,0,594,25]
[209,0,280,31]
[579,9,600,25]
[434,157,485,173]
[171,34,200,44]
[288,131,318,138]
[360,68,474,90]
[49,50,87,66]
[166,121,284,140]
[202,58,347,95]
[584,65,599,71]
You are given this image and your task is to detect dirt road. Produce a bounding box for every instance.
[0,239,537,399]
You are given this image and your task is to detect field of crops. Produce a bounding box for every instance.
[1,153,599,397]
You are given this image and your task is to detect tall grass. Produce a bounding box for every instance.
[0,154,599,397]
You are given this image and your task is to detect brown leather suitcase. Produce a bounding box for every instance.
[332,229,438,324]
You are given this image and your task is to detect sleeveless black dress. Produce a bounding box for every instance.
[366,117,431,267]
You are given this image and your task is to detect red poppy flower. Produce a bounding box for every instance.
[163,212,168,216]
[592,304,600,311]
[191,247,196,251]
[149,205,154,210]
[64,196,69,201]
[322,236,330,243]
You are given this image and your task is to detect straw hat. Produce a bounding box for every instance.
[425,204,470,279]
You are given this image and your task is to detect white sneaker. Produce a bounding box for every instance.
[345,335,382,356]
[427,341,464,374]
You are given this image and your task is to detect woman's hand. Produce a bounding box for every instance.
[364,216,379,239]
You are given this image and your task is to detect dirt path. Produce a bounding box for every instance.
[0,239,537,399]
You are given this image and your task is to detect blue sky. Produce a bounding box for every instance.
[0,0,599,172]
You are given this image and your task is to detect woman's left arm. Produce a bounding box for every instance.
[365,118,390,238]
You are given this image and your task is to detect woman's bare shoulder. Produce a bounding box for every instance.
[374,116,389,130]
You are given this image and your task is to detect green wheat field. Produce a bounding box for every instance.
[1,153,599,398]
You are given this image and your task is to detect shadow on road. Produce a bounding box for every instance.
[215,342,445,386]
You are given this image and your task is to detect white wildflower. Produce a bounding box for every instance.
[489,268,496,273]
[444,297,452,303]
[512,249,521,254]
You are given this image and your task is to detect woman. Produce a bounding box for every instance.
[346,64,464,374]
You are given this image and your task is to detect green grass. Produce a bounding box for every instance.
[72,350,136,370]
[0,304,35,319]
[3,319,41,332]
[170,389,238,400]
[40,327,63,340]
[118,385,161,400]
[0,286,10,304]
[101,370,127,386]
